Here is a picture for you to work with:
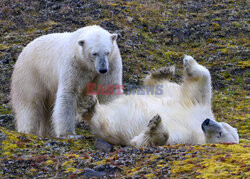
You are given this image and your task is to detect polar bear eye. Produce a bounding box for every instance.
[105,52,110,55]
[92,52,98,56]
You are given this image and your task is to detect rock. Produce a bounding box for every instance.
[127,16,133,23]
[93,164,122,175]
[82,165,122,178]
[94,138,114,153]
[83,168,106,178]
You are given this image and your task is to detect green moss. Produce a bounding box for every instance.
[0,44,10,50]
[0,104,11,114]
[211,22,221,31]
[0,0,249,177]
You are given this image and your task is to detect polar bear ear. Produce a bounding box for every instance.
[78,40,85,47]
[111,34,118,42]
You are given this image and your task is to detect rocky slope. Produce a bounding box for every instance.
[0,0,249,178]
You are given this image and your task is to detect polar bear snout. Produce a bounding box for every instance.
[95,56,109,74]
[99,68,108,74]
[201,118,220,133]
[202,118,210,132]
[203,118,210,125]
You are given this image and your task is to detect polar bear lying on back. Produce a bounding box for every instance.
[84,55,239,147]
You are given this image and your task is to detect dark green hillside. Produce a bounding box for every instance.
[0,0,249,177]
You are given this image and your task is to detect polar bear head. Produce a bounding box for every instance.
[77,26,118,74]
[202,118,239,144]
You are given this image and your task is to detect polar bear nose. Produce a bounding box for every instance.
[204,118,210,125]
[99,68,108,74]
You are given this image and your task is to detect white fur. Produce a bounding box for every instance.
[87,55,239,147]
[11,25,122,138]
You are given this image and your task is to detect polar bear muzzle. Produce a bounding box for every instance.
[95,56,109,74]
[202,118,221,133]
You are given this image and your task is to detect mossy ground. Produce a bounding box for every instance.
[0,0,249,177]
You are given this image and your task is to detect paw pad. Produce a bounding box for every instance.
[148,114,161,129]
[86,95,97,112]
[151,66,175,79]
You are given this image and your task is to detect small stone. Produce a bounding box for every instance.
[94,164,122,175]
[127,16,133,23]
[83,168,106,178]
[94,138,114,152]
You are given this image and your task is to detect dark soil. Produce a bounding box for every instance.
[0,0,249,178]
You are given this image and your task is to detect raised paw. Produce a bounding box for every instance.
[151,66,175,80]
[183,55,196,68]
[81,95,98,120]
[183,55,200,78]
[148,114,162,130]
[86,95,98,112]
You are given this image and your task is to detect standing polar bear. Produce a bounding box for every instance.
[84,55,239,147]
[11,25,122,138]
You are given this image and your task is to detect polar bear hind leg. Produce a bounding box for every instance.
[144,66,175,86]
[15,97,48,136]
[147,114,169,146]
[130,114,169,147]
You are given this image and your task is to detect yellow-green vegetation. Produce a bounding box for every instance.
[0,0,249,177]
[1,126,249,177]
[170,144,250,178]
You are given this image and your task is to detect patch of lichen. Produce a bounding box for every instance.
[0,127,40,158]
[213,89,249,139]
[169,144,250,178]
[0,127,99,177]
[0,126,94,158]
[0,0,249,177]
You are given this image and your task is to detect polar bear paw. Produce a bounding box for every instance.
[147,114,169,146]
[183,55,209,81]
[151,66,175,80]
[183,55,202,79]
[86,95,98,112]
[148,114,162,130]
[183,54,196,67]
[81,95,98,120]
[183,55,196,72]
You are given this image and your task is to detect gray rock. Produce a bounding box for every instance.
[94,138,114,152]
[83,168,106,178]
[94,164,122,175]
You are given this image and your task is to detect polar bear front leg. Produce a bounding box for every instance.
[51,63,85,139]
[130,114,169,147]
[52,84,77,138]
[182,55,212,105]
